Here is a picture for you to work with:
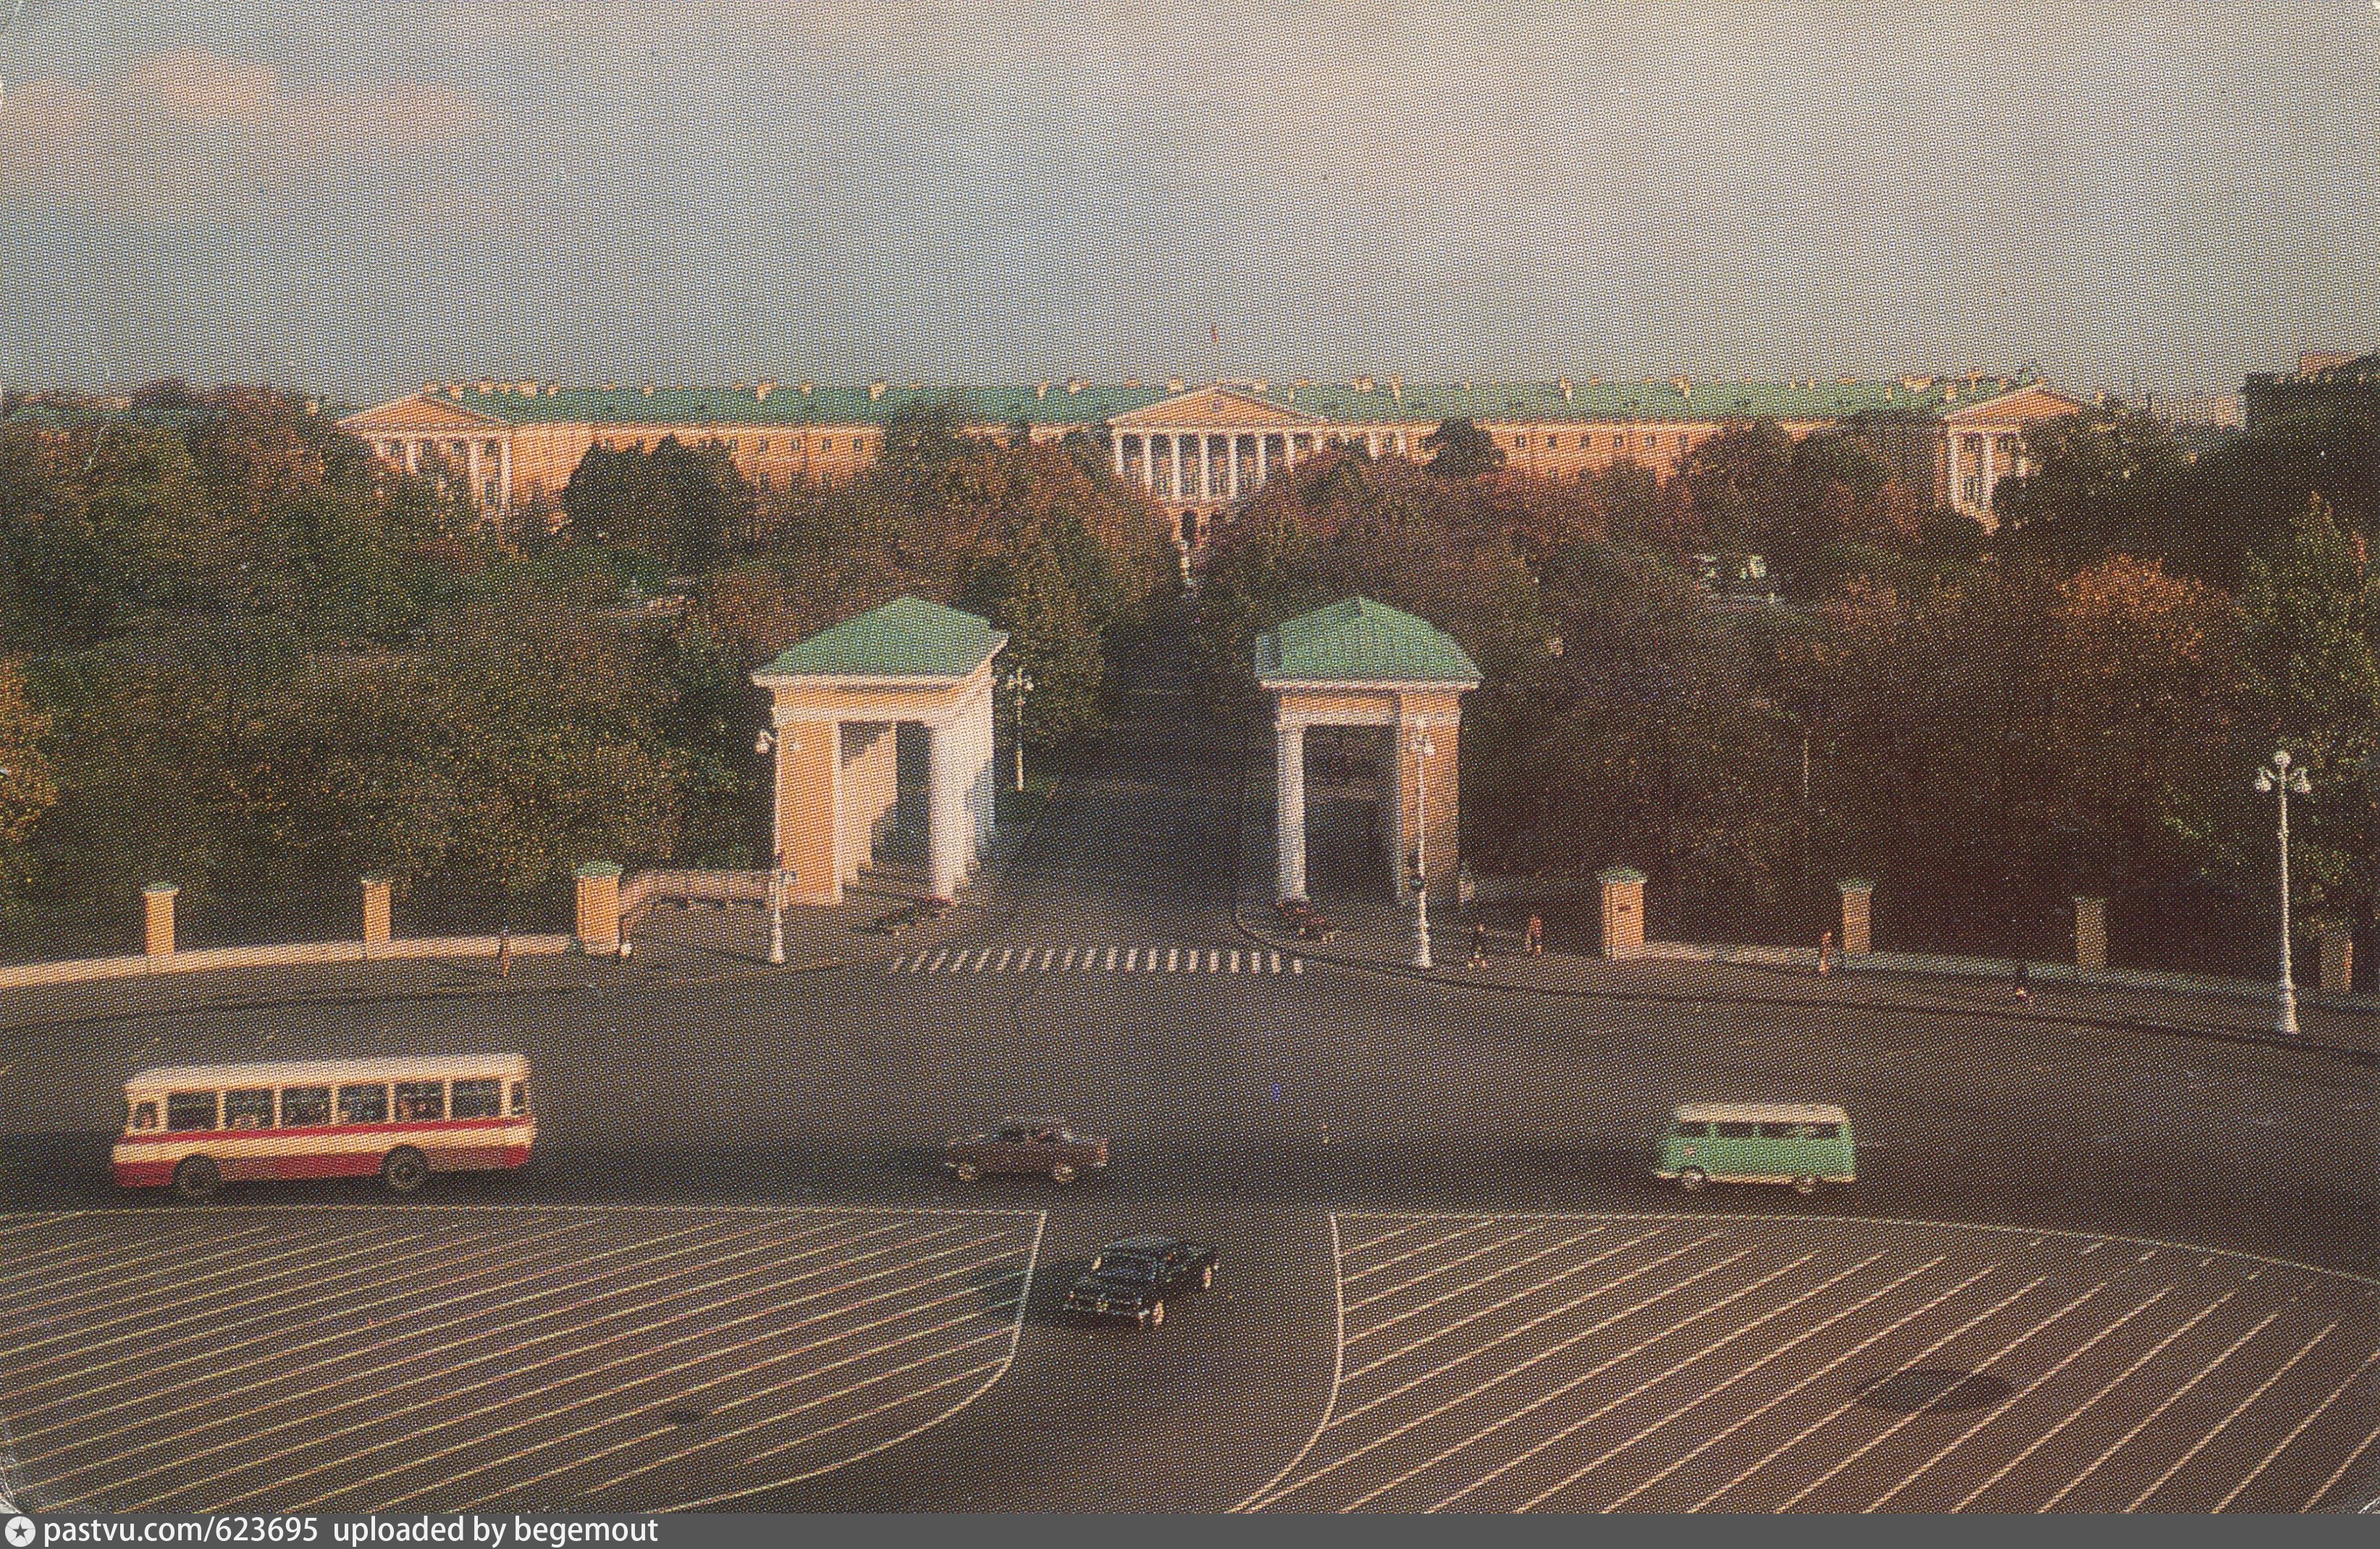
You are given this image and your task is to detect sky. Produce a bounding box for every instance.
[1,0,2374,403]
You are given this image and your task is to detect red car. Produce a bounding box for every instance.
[946,1117,1109,1184]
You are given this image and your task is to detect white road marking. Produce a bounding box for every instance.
[1208,949,1221,972]
[1945,1290,2233,1511]
[1781,1281,2125,1511]
[0,1217,286,1307]
[1418,1253,1820,1512]
[2304,1403,2380,1513]
[1342,1219,1432,1257]
[1126,949,1138,970]
[1166,947,1179,970]
[1342,1219,1505,1285]
[1693,1275,2046,1510]
[1342,1230,1612,1368]
[2042,1309,2282,1511]
[1039,949,1054,970]
[1345,1225,1555,1314]
[1061,948,1077,970]
[2218,1341,2380,1511]
[2127,1321,2342,1508]
[1505,1252,1889,1511]
[995,949,1013,971]
[1236,1214,1343,1512]
[1231,950,1242,973]
[75,1217,959,1507]
[1271,952,1282,973]
[1104,948,1117,970]
[1261,1246,1751,1508]
[926,951,949,972]
[1609,1257,1969,1512]
[1292,957,1303,973]
[971,949,992,970]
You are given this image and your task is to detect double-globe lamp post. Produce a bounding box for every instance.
[2254,749,2311,1036]
[754,728,796,966]
[1410,731,1434,970]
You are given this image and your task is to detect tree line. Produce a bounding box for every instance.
[1193,403,2380,981]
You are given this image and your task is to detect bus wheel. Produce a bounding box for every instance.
[1050,1163,1078,1185]
[173,1156,221,1200]
[1793,1176,1820,1195]
[381,1146,431,1194]
[1678,1168,1709,1193]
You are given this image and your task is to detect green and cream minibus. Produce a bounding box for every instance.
[1654,1102,1854,1194]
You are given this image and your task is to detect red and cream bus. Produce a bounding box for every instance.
[114,1054,534,1199]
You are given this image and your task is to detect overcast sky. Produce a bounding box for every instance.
[1,0,2374,403]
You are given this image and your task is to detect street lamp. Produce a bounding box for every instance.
[1002,666,1034,794]
[2254,749,2311,1036]
[1410,731,1435,970]
[754,728,796,965]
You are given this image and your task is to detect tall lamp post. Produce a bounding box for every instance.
[1003,666,1034,794]
[1410,731,1435,970]
[755,728,796,966]
[2255,749,2310,1036]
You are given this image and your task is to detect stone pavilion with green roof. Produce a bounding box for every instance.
[1256,598,1481,904]
[749,597,1009,904]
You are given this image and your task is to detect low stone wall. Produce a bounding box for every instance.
[0,933,571,991]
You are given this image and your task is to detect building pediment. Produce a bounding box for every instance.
[1109,387,1325,430]
[1940,384,2087,427]
[337,395,510,433]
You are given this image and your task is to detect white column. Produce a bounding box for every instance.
[1366,432,1381,458]
[497,440,513,511]
[1112,435,1126,479]
[1227,434,1242,502]
[1138,435,1155,493]
[1980,432,1997,514]
[974,687,996,856]
[1283,435,1298,472]
[1198,435,1213,503]
[1169,435,1184,500]
[928,720,964,899]
[1256,435,1269,486]
[1396,431,1409,456]
[466,440,483,505]
[1277,721,1307,902]
[404,440,421,474]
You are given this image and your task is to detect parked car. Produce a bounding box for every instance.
[1063,1235,1219,1327]
[946,1117,1109,1183]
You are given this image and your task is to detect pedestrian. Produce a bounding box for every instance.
[496,925,512,980]
[617,928,634,963]
[2011,957,2030,1004]
[1523,913,1544,958]
[1817,929,1834,977]
[1469,920,1489,969]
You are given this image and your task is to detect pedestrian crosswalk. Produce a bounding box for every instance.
[886,945,1303,975]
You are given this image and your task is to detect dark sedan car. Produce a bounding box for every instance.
[1063,1235,1219,1327]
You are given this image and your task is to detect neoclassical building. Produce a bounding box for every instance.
[337,370,2083,534]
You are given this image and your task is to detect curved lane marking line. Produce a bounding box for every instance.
[1234,1212,1343,1513]
[647,1209,1045,1513]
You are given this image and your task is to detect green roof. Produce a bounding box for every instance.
[1255,598,1481,686]
[384,373,2041,432]
[755,597,1005,680]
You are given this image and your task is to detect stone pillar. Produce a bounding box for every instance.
[928,720,965,900]
[403,440,421,474]
[1198,434,1213,503]
[574,862,622,956]
[1598,868,1645,960]
[1283,435,1298,472]
[1138,435,1155,493]
[143,882,179,958]
[1838,880,1873,957]
[1276,721,1307,901]
[2318,927,2354,995]
[1112,435,1126,479]
[361,876,392,947]
[2073,896,2107,971]
[1228,434,1242,502]
[1367,432,1381,457]
[1257,435,1269,487]
[1169,435,1184,501]
[972,687,996,855]
[1980,432,1997,516]
[466,440,483,505]
[497,440,513,511]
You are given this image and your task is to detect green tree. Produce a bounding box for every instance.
[1421,419,1505,479]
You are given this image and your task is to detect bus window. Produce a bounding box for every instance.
[451,1078,502,1120]
[130,1099,159,1130]
[1715,1122,1760,1138]
[167,1091,219,1132]
[280,1086,332,1128]
[395,1081,445,1122]
[224,1088,274,1129]
[338,1084,390,1125]
[510,1080,531,1117]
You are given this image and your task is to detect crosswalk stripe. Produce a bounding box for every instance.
[995,948,1014,971]
[892,944,1316,975]
[1061,948,1076,970]
[928,950,949,972]
[1040,947,1055,970]
[1104,948,1118,970]
[1168,948,1180,972]
[1126,949,1138,970]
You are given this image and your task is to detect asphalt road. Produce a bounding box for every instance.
[0,646,2374,1513]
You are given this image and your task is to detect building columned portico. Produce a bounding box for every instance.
[1257,598,1481,904]
[749,597,1006,905]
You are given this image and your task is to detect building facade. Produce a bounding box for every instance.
[2242,350,2380,432]
[338,371,2085,533]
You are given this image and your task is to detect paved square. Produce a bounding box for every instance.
[1243,1213,2380,1513]
[0,1205,1041,1514]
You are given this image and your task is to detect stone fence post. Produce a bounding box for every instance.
[2318,926,2354,996]
[2073,896,2107,970]
[575,862,623,956]
[142,882,179,958]
[1598,867,1645,960]
[1837,879,1872,957]
[361,876,392,948]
